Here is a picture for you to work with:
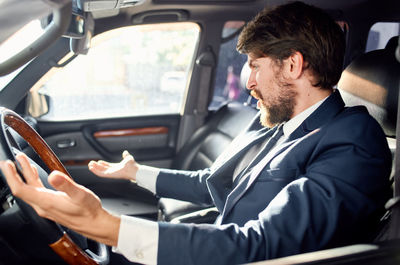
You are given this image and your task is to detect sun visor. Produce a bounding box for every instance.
[0,0,70,44]
[76,0,144,12]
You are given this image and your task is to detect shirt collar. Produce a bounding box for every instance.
[282,96,329,137]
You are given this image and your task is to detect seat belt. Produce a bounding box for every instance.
[176,46,215,151]
[194,46,216,127]
[374,36,400,242]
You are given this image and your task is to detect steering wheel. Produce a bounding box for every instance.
[0,108,109,265]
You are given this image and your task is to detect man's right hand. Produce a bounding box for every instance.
[88,150,139,181]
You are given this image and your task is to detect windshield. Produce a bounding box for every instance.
[0,20,45,91]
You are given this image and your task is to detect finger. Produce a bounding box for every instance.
[98,160,111,167]
[88,160,110,167]
[30,165,42,186]
[0,160,25,196]
[15,153,42,187]
[88,162,109,177]
[89,161,111,170]
[48,171,87,202]
[122,150,130,159]
[88,160,97,170]
[90,160,112,168]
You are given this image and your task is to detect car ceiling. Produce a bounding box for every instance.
[92,0,399,34]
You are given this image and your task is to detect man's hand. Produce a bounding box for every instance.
[0,153,120,246]
[88,150,139,182]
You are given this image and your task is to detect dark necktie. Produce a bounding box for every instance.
[233,124,284,186]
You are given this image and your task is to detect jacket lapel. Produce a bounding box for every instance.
[221,90,346,219]
[221,139,292,218]
[211,127,269,169]
[206,126,275,212]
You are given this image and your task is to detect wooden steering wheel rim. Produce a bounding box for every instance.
[4,111,70,177]
[2,109,100,265]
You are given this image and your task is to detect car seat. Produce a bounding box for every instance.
[158,63,258,223]
[338,36,400,241]
[338,36,399,167]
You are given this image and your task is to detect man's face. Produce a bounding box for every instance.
[247,54,297,127]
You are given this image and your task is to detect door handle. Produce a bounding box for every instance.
[56,139,76,149]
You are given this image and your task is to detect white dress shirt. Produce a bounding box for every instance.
[113,96,328,264]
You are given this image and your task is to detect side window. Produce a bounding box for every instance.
[28,22,200,121]
[210,21,248,110]
[366,22,400,52]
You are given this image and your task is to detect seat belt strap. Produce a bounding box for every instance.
[194,46,215,126]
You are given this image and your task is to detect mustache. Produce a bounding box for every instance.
[250,89,263,100]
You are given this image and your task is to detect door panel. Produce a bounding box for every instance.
[82,125,172,161]
[35,114,180,218]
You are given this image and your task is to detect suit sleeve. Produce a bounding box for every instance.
[155,168,214,205]
[156,114,392,264]
[154,114,263,205]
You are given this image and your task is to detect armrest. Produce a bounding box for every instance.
[170,207,219,224]
[158,198,212,221]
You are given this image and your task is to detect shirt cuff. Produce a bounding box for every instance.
[136,165,160,194]
[113,215,159,265]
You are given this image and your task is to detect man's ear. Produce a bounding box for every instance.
[286,51,304,80]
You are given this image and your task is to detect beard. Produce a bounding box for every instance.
[251,79,297,128]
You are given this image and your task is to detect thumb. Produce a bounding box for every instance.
[48,171,85,201]
[122,150,132,159]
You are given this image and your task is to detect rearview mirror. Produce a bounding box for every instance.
[41,5,94,54]
[65,11,86,38]
[69,12,94,55]
[42,7,94,55]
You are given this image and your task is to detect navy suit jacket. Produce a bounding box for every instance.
[155,90,392,264]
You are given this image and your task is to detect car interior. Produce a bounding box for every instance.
[0,0,399,264]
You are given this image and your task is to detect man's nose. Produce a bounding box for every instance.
[246,73,256,90]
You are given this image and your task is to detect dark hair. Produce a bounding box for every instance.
[237,1,345,89]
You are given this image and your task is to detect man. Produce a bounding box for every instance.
[0,2,392,264]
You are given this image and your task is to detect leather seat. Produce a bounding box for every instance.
[338,36,399,156]
[158,61,259,222]
[338,37,399,242]
[158,102,258,222]
[171,101,258,171]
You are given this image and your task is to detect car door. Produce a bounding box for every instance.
[21,22,201,219]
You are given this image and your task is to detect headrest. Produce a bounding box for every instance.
[239,62,259,106]
[240,62,250,91]
[386,36,399,50]
[338,36,400,137]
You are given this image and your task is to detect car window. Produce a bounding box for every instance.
[27,22,200,121]
[366,22,400,52]
[209,21,248,110]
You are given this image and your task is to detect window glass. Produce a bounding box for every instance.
[28,22,200,121]
[366,22,400,52]
[210,21,248,110]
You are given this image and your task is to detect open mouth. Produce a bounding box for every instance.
[250,90,263,109]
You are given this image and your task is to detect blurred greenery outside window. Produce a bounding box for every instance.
[28,22,200,121]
